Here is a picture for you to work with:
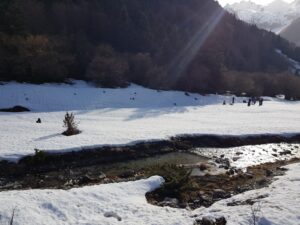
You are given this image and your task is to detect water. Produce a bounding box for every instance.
[99,152,208,176]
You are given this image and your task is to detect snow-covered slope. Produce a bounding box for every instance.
[1,81,300,161]
[225,0,300,33]
[0,162,299,225]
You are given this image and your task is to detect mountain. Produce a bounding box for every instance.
[1,0,300,96]
[225,0,300,33]
[280,17,300,46]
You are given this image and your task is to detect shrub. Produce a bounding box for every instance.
[62,112,80,136]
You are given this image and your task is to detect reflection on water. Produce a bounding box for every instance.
[100,152,207,176]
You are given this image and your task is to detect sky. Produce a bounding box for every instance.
[217,0,294,6]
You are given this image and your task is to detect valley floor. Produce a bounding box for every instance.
[0,81,300,225]
[0,81,300,161]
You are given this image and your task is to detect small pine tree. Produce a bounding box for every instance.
[62,112,80,136]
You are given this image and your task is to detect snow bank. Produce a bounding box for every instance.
[0,163,299,225]
[1,81,300,161]
[195,162,300,225]
[0,176,194,225]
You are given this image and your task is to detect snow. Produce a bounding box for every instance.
[194,162,300,225]
[0,162,299,225]
[0,176,192,225]
[1,81,300,225]
[195,143,300,168]
[225,0,300,33]
[1,81,300,161]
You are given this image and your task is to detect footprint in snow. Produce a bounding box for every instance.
[104,211,122,221]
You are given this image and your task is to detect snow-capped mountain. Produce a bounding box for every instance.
[225,0,300,33]
[280,17,300,46]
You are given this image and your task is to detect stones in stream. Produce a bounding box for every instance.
[212,189,231,199]
[194,216,227,225]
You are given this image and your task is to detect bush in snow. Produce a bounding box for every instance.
[62,112,80,136]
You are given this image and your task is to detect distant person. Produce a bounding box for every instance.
[248,99,251,107]
[36,118,42,123]
[223,100,226,105]
[259,98,264,106]
[232,97,235,105]
[252,97,257,105]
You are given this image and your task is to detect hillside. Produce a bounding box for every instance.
[1,0,300,96]
[280,17,300,46]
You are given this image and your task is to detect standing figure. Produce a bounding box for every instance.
[259,98,264,106]
[248,99,251,107]
[232,97,235,105]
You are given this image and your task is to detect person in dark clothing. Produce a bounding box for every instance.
[223,100,226,105]
[232,97,235,105]
[259,98,264,106]
[248,99,251,107]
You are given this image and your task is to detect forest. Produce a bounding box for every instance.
[1,0,300,98]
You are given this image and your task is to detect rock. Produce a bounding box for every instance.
[199,163,209,171]
[244,173,254,179]
[118,170,135,178]
[194,216,227,225]
[280,150,292,156]
[78,175,94,185]
[98,172,106,180]
[257,178,268,186]
[158,197,179,207]
[215,217,227,225]
[215,158,230,167]
[232,157,240,162]
[272,154,278,157]
[212,189,230,199]
[235,152,243,155]
[194,216,215,225]
[227,168,235,175]
[265,169,273,177]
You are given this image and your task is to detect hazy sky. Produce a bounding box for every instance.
[217,0,294,6]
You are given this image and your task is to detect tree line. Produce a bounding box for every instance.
[1,0,300,98]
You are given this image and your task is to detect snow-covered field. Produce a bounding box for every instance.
[1,81,300,225]
[0,163,299,225]
[1,81,300,161]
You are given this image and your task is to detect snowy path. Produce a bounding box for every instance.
[0,81,300,161]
